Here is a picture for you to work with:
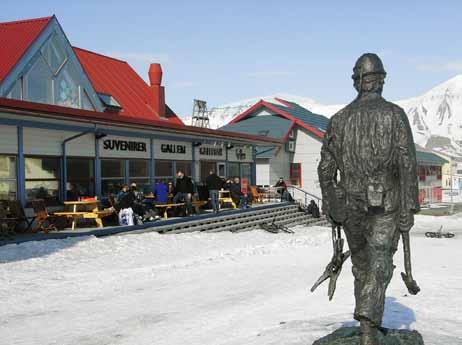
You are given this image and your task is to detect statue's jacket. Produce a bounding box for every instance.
[318,94,420,216]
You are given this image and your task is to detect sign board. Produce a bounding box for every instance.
[227,146,253,163]
[195,144,226,161]
[442,189,462,202]
[153,139,192,160]
[100,135,150,159]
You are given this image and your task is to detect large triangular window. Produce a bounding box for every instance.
[24,55,53,104]
[7,33,95,111]
[54,59,79,108]
[41,34,67,74]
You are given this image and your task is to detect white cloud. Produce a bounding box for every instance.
[416,60,462,72]
[107,51,170,64]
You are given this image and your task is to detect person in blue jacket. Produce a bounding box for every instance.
[153,180,169,204]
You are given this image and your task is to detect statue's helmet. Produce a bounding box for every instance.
[352,53,386,80]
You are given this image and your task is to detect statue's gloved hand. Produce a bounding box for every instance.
[326,204,346,226]
[325,188,346,225]
[399,212,414,232]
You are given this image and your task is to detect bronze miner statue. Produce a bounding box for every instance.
[313,53,422,345]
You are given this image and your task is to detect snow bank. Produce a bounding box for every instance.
[0,218,461,345]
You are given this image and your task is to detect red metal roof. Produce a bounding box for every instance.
[73,47,184,125]
[0,15,183,126]
[0,16,52,83]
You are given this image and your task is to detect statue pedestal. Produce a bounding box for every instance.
[312,326,424,345]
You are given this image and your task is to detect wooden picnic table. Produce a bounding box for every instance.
[54,200,113,230]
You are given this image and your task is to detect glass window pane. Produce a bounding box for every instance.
[7,79,22,100]
[55,61,80,108]
[241,163,251,184]
[0,181,16,200]
[25,157,60,179]
[25,157,60,205]
[67,158,94,198]
[131,178,151,194]
[102,179,124,196]
[218,163,225,178]
[155,160,172,177]
[0,156,16,179]
[228,163,240,179]
[81,90,95,111]
[175,161,192,177]
[129,160,149,178]
[200,161,217,182]
[101,160,124,178]
[25,180,60,205]
[24,56,52,104]
[41,34,67,74]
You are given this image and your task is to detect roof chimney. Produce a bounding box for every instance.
[148,63,166,118]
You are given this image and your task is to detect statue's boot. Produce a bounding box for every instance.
[360,319,379,345]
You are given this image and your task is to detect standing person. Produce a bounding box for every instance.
[317,53,419,345]
[206,170,224,214]
[117,184,135,226]
[173,170,194,216]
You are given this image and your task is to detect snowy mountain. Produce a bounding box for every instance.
[183,76,462,156]
[397,75,462,154]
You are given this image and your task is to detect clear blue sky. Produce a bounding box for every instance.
[2,0,462,117]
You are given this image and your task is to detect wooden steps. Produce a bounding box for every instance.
[128,203,328,236]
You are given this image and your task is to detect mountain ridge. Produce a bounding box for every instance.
[182,75,462,157]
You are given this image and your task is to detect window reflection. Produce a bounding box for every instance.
[0,156,17,200]
[25,157,60,205]
[101,159,125,196]
[55,62,80,108]
[66,158,94,200]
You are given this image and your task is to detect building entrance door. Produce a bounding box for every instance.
[200,161,226,182]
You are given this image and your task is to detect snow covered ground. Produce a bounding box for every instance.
[0,215,461,345]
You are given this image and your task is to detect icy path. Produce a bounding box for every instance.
[0,215,461,345]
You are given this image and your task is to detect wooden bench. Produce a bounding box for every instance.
[154,201,208,220]
[154,203,185,219]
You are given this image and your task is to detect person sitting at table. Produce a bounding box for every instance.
[167,181,174,199]
[130,182,150,224]
[229,177,248,209]
[274,177,290,201]
[223,178,233,191]
[66,182,79,201]
[117,184,135,226]
[173,170,194,216]
[153,180,168,204]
